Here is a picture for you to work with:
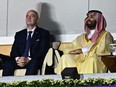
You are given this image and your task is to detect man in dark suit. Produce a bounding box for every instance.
[2,9,50,76]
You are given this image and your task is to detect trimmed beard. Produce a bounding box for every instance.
[86,20,96,29]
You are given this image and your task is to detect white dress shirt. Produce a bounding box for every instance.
[15,27,36,61]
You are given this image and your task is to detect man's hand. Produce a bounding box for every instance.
[69,49,82,55]
[16,57,30,67]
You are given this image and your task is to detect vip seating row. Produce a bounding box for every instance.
[1,40,116,76]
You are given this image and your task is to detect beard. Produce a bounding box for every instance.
[86,20,96,29]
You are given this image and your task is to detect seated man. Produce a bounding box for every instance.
[1,9,50,76]
[55,10,114,74]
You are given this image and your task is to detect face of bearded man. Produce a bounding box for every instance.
[86,19,96,30]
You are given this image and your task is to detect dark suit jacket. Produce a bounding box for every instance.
[10,26,50,67]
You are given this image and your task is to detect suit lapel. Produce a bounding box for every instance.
[31,27,40,45]
[23,29,28,45]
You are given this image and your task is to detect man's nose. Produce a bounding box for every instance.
[27,16,31,19]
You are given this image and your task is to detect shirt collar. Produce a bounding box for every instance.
[88,30,95,39]
[90,30,95,34]
[27,26,36,32]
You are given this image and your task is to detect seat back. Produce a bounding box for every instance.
[0,44,12,56]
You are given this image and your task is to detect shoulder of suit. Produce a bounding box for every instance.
[15,29,27,36]
[16,29,27,33]
[36,27,49,33]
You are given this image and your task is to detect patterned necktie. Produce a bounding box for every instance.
[23,31,32,57]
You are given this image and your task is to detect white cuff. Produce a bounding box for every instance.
[27,57,31,60]
[15,57,20,61]
[82,45,93,55]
